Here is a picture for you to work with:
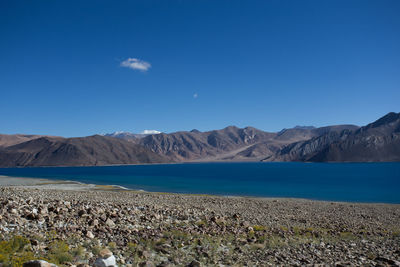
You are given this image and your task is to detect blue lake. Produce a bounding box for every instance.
[0,162,399,203]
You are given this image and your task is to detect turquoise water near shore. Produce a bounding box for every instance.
[0,162,399,203]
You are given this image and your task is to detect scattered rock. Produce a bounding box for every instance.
[1,187,399,267]
[23,260,58,267]
[99,248,113,258]
[139,261,156,267]
[187,260,201,267]
[105,218,115,227]
[94,249,116,267]
[86,230,95,239]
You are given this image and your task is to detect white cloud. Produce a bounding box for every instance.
[193,93,198,99]
[120,58,151,71]
[141,130,161,135]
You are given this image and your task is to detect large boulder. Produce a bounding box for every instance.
[23,260,58,267]
[93,248,117,267]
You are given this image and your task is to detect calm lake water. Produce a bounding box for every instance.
[0,162,399,203]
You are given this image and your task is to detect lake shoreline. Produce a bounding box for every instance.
[1,175,399,205]
[1,162,399,204]
[0,175,126,191]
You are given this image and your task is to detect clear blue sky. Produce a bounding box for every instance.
[1,0,399,137]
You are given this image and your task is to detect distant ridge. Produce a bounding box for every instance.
[0,112,399,167]
[0,135,168,167]
[101,124,360,162]
[103,130,162,140]
[294,126,316,129]
[0,134,60,148]
[270,112,400,162]
[103,131,148,140]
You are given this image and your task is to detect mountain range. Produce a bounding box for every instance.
[0,112,399,167]
[103,130,161,140]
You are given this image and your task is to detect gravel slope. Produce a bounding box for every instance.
[0,184,399,266]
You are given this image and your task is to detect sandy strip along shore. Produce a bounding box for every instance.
[0,175,127,191]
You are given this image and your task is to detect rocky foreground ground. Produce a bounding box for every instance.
[0,186,400,266]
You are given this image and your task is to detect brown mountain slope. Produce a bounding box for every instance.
[310,112,400,162]
[270,112,400,162]
[2,114,395,166]
[0,134,58,148]
[136,125,359,162]
[137,126,276,161]
[0,135,169,167]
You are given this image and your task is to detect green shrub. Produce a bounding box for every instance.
[91,245,102,256]
[339,231,356,240]
[71,245,85,259]
[47,240,73,265]
[108,241,117,251]
[196,220,207,227]
[0,236,35,267]
[127,242,137,253]
[252,225,266,232]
